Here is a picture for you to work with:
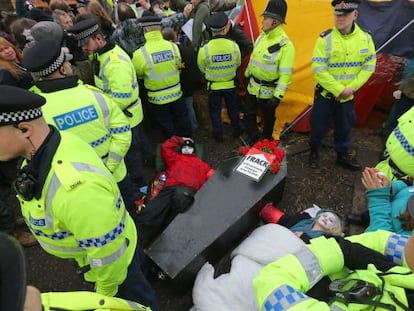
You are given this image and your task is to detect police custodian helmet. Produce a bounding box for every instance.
[262,0,288,24]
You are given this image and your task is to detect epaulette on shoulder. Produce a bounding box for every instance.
[358,25,372,35]
[53,160,83,192]
[320,29,332,38]
[84,83,104,94]
[109,52,120,63]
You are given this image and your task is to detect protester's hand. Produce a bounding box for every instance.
[339,87,355,99]
[183,3,193,18]
[393,89,402,99]
[361,167,389,190]
[294,231,303,238]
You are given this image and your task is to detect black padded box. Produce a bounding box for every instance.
[144,155,287,292]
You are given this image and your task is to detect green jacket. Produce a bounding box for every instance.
[254,235,414,310]
[132,30,182,105]
[19,131,137,297]
[197,36,241,91]
[31,78,131,182]
[41,291,150,311]
[312,24,376,102]
[245,25,295,100]
[94,44,143,128]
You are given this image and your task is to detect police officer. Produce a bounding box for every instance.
[244,0,295,144]
[0,85,158,310]
[197,12,243,142]
[309,0,376,170]
[254,232,414,310]
[132,14,191,138]
[22,39,139,222]
[67,18,153,188]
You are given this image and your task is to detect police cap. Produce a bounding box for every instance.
[262,0,287,24]
[0,85,45,126]
[67,18,100,47]
[208,12,229,32]
[22,39,73,77]
[30,21,64,44]
[137,14,162,27]
[331,0,361,16]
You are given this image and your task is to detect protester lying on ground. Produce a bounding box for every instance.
[137,136,214,247]
[349,109,414,233]
[259,203,344,243]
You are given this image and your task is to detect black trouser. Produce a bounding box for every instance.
[137,185,195,248]
[245,94,278,141]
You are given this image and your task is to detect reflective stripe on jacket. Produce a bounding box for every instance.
[19,131,137,297]
[132,30,182,105]
[312,23,376,102]
[94,44,142,127]
[32,80,131,182]
[245,25,295,100]
[197,36,241,91]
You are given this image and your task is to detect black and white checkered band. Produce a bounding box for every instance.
[0,108,42,125]
[334,1,359,10]
[73,23,99,41]
[37,49,65,78]
[139,21,161,27]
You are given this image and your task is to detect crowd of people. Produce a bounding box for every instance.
[0,0,414,310]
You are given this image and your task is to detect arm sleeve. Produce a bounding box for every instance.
[365,186,393,232]
[161,136,181,168]
[335,236,396,272]
[197,48,206,73]
[312,36,344,97]
[273,40,295,99]
[101,93,132,173]
[191,4,210,49]
[55,178,135,296]
[349,33,376,91]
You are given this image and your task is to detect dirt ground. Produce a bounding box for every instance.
[0,96,388,310]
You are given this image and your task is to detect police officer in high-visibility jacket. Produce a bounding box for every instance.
[67,18,153,188]
[244,0,295,143]
[254,233,414,311]
[309,0,376,171]
[22,38,139,222]
[197,12,243,143]
[132,14,191,138]
[0,85,158,310]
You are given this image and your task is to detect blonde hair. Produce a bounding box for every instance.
[0,37,23,79]
[88,1,114,25]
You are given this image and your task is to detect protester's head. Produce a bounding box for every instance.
[0,85,47,161]
[52,9,73,30]
[9,18,37,50]
[0,37,24,80]
[87,1,114,25]
[261,0,287,32]
[161,27,177,42]
[313,210,344,236]
[23,39,73,80]
[117,2,136,22]
[180,139,196,155]
[67,18,105,54]
[49,0,72,14]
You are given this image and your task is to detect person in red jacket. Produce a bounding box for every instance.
[137,136,214,247]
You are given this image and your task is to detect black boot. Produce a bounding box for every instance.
[309,149,319,169]
[336,153,361,171]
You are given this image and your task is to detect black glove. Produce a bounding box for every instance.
[268,97,281,109]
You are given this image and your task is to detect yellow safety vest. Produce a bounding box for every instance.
[94,44,143,128]
[31,80,131,182]
[197,36,241,91]
[19,131,137,297]
[132,31,182,105]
